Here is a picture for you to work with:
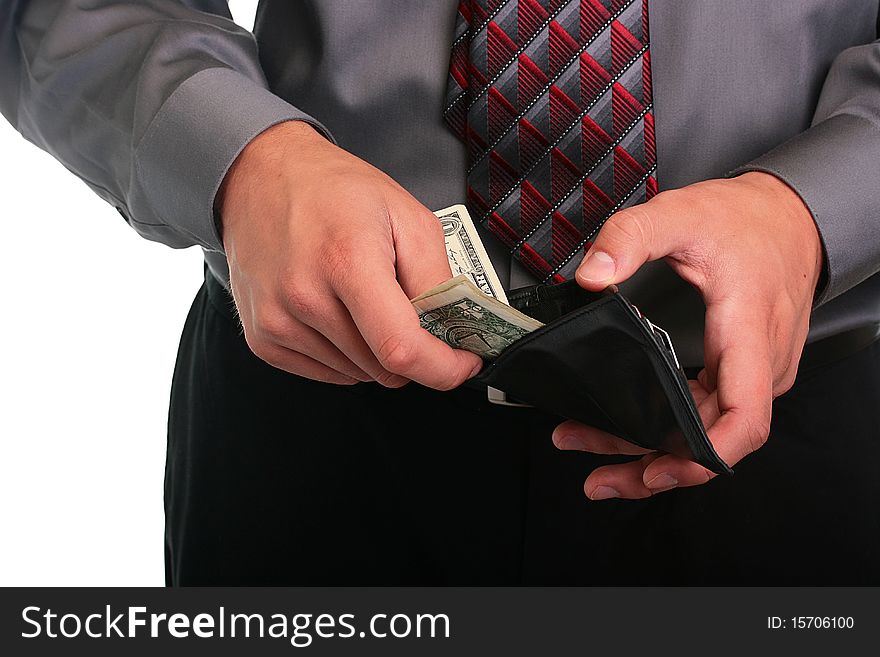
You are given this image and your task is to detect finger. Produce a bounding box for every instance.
[574,385,723,497]
[269,316,374,382]
[336,261,483,390]
[574,196,693,290]
[552,379,718,457]
[291,295,410,387]
[393,205,455,298]
[552,420,652,456]
[253,342,360,385]
[694,386,722,428]
[639,387,723,493]
[700,297,770,393]
[697,367,713,393]
[234,293,366,385]
[700,301,733,392]
[584,453,664,500]
[642,331,773,491]
[771,313,811,397]
[688,378,711,405]
[710,313,774,465]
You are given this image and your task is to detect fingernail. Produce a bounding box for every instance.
[577,251,616,283]
[590,485,620,501]
[468,360,483,379]
[554,435,585,451]
[646,473,678,492]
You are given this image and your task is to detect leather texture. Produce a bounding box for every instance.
[474,280,732,474]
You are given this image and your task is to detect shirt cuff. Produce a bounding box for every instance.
[728,113,880,307]
[133,67,333,253]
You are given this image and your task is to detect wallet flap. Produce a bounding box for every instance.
[475,289,732,475]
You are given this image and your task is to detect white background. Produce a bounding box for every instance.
[0,1,257,586]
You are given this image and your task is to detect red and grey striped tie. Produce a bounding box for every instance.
[445,0,657,283]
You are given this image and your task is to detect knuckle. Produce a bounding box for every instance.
[376,332,418,374]
[244,333,275,365]
[774,363,798,396]
[322,240,359,285]
[430,372,461,392]
[604,207,655,250]
[327,251,370,296]
[281,282,323,322]
[253,305,295,341]
[420,210,447,241]
[653,187,680,204]
[434,375,462,392]
[743,412,772,453]
[768,312,787,346]
[316,368,355,385]
[374,370,408,388]
[437,364,471,391]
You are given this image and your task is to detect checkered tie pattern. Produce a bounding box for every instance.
[444,0,657,283]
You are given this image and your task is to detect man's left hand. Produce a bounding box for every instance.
[553,172,823,500]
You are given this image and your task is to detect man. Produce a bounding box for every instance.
[2,1,878,584]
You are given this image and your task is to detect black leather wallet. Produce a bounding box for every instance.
[473,281,732,475]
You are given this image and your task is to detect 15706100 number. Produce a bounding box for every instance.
[767,616,854,630]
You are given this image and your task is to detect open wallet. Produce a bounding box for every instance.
[472,280,733,475]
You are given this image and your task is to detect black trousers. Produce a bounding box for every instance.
[164,273,880,585]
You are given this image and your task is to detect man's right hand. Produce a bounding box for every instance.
[217,120,482,388]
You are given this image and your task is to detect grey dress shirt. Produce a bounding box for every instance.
[2,1,879,367]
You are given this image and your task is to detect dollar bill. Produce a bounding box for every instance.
[434,204,509,304]
[412,205,542,360]
[413,275,543,360]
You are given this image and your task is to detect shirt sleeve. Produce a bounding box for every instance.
[0,0,333,253]
[729,38,880,306]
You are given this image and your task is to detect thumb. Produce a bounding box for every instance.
[575,203,682,290]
